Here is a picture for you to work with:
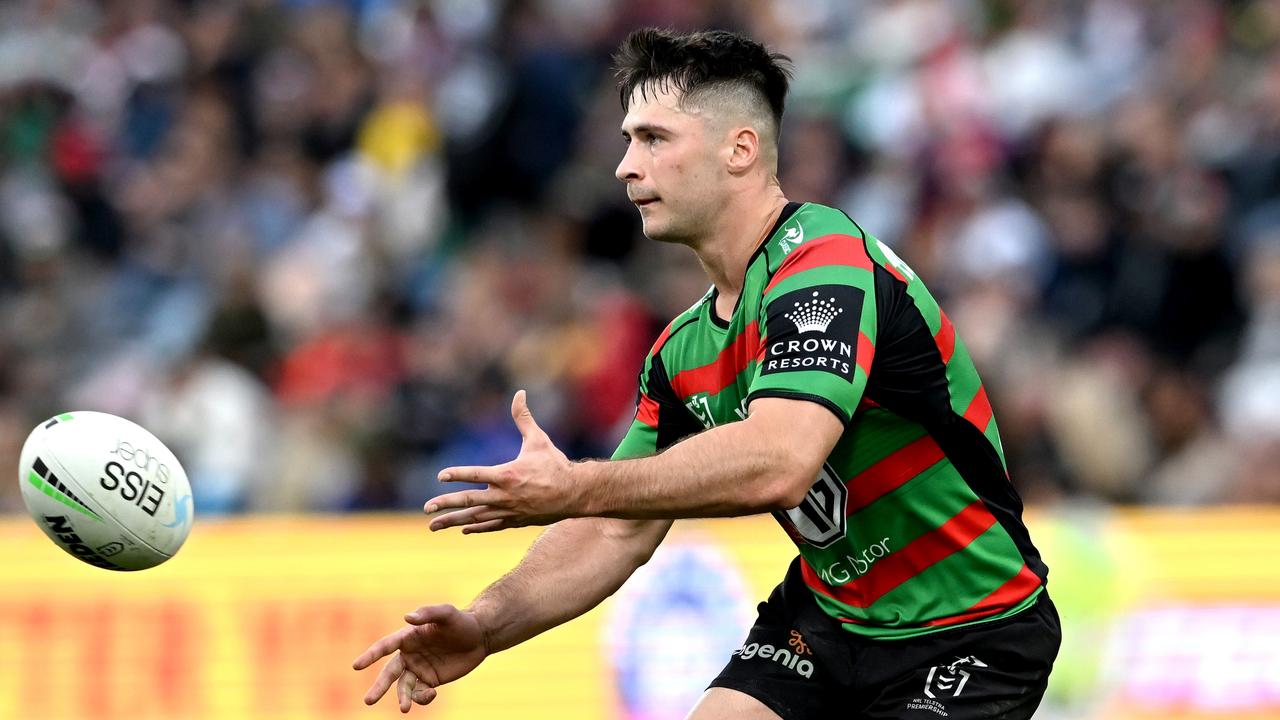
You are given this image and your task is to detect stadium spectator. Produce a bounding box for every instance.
[2,0,1278,514]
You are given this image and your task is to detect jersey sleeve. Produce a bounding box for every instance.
[745,233,877,424]
[612,337,705,461]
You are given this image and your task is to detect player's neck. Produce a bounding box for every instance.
[695,186,788,319]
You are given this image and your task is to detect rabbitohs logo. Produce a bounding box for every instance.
[779,224,804,254]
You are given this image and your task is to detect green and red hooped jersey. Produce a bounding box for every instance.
[612,202,1048,640]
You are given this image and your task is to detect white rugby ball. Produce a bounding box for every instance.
[18,411,193,571]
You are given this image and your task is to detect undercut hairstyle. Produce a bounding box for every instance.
[613,28,793,146]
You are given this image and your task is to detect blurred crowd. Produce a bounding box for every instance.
[1,0,1279,515]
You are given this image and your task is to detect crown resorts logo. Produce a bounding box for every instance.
[784,291,844,334]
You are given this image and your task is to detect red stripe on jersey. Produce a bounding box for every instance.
[635,392,660,428]
[763,235,872,296]
[846,435,946,515]
[963,385,993,432]
[934,312,956,364]
[922,564,1042,627]
[856,331,875,377]
[670,324,761,398]
[801,500,998,609]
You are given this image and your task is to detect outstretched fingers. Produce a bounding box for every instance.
[461,518,510,534]
[397,668,417,713]
[428,505,515,532]
[353,627,409,671]
[425,487,503,516]
[436,464,505,485]
[363,652,404,705]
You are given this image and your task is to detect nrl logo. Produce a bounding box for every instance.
[783,291,844,334]
[779,224,804,254]
[924,656,988,699]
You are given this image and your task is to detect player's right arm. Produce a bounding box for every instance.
[352,515,670,712]
[478,514,673,650]
[352,349,681,712]
[466,342,692,650]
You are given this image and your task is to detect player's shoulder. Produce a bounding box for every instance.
[750,202,886,295]
[761,202,870,275]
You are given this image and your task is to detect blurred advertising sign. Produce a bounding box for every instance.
[0,509,1278,720]
[604,540,755,720]
[0,516,774,720]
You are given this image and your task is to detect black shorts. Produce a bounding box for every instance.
[709,558,1061,720]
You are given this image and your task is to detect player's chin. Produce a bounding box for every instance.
[640,217,683,245]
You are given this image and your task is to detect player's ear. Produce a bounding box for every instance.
[725,125,760,174]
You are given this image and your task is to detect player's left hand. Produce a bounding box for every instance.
[426,390,579,533]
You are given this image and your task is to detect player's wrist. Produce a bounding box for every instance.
[566,460,606,517]
[464,600,501,655]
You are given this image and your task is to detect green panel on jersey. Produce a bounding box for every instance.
[805,461,976,573]
[685,378,754,428]
[612,419,658,461]
[945,338,983,418]
[845,524,1032,628]
[812,575,1041,640]
[659,321,728,370]
[747,367,867,422]
[827,410,929,479]
[846,457,971,528]
[762,266,874,308]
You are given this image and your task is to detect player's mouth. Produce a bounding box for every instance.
[633,197,660,207]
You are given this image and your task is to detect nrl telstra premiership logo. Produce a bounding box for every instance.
[784,291,844,334]
[924,655,989,699]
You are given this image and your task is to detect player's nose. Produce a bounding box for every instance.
[615,144,642,183]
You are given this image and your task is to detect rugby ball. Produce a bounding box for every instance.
[18,411,193,570]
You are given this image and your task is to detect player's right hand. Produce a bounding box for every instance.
[352,604,488,713]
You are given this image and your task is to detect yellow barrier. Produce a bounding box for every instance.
[0,509,1277,720]
[0,515,794,720]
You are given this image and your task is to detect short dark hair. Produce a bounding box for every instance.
[613,28,793,132]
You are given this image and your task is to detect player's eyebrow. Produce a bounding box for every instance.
[621,123,673,138]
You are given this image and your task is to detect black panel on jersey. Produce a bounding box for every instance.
[646,349,706,451]
[760,284,864,383]
[863,266,952,420]
[863,264,1049,582]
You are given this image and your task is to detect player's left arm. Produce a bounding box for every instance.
[427,391,842,531]
[579,394,845,516]
[429,234,875,530]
